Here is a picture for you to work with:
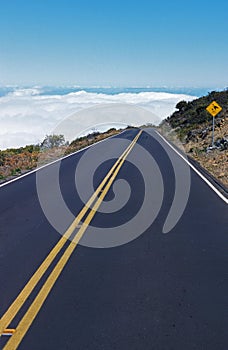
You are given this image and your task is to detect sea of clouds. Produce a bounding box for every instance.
[0,87,196,150]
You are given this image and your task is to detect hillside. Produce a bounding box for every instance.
[161,89,228,187]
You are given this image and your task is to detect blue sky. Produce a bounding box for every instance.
[0,0,227,87]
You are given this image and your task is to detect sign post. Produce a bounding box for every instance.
[206,101,222,148]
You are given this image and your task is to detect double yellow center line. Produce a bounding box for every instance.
[0,129,142,350]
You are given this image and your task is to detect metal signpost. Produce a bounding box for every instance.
[206,101,222,148]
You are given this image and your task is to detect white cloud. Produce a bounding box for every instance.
[0,88,195,149]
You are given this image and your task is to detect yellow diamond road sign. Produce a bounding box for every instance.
[206,101,222,117]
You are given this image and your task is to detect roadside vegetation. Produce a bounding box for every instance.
[160,89,228,187]
[0,128,121,183]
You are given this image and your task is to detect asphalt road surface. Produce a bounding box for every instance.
[0,128,227,350]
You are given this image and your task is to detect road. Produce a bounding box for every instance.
[0,128,227,350]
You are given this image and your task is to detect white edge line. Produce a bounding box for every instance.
[0,130,127,189]
[155,130,228,204]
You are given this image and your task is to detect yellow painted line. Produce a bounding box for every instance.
[3,130,141,350]
[0,130,142,338]
[0,133,137,335]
